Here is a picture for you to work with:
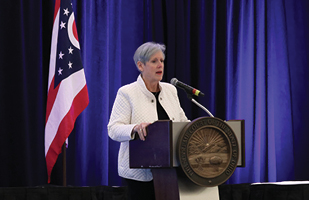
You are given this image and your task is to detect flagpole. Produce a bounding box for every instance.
[62,142,67,186]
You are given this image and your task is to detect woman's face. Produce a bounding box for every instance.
[139,51,164,86]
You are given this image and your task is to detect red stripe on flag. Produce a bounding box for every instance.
[45,77,60,124]
[46,85,89,183]
[53,0,60,22]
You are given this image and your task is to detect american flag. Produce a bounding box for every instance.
[45,0,89,183]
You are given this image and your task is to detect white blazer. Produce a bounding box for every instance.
[108,75,189,181]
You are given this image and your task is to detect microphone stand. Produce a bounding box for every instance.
[186,94,214,118]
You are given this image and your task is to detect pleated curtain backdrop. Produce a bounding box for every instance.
[0,0,308,187]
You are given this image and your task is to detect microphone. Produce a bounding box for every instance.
[170,78,204,96]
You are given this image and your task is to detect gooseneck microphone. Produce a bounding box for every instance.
[170,78,204,97]
[170,78,213,117]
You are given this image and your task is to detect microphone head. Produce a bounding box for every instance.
[170,78,178,86]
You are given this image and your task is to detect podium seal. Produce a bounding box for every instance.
[177,117,239,187]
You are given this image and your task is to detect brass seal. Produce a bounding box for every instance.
[177,117,239,187]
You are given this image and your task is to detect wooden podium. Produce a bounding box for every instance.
[129,118,244,200]
[130,120,180,199]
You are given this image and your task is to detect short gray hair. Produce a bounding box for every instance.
[133,42,166,70]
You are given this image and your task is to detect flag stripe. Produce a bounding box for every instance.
[48,10,59,89]
[45,84,89,177]
[45,8,59,124]
[53,0,60,22]
[45,69,87,156]
[45,77,60,124]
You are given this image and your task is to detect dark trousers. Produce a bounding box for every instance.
[123,178,156,200]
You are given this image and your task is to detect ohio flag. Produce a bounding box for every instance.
[45,0,89,183]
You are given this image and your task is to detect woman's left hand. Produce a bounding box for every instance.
[133,122,151,141]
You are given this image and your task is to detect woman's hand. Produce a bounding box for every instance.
[133,122,151,141]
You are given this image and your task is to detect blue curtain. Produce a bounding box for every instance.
[0,0,308,187]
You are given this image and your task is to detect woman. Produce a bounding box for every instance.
[108,42,189,200]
